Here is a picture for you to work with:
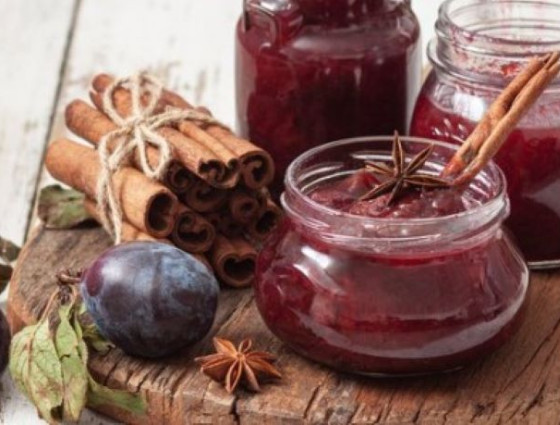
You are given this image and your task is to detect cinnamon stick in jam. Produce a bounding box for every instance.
[93,74,275,190]
[90,75,240,189]
[45,139,178,238]
[444,52,560,184]
[208,235,257,288]
[170,204,216,253]
[247,199,283,241]
[65,100,193,194]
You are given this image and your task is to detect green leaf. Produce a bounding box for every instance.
[55,305,88,422]
[9,324,37,397]
[30,318,65,423]
[88,376,147,417]
[10,318,72,424]
[72,310,89,366]
[78,307,114,354]
[38,185,94,229]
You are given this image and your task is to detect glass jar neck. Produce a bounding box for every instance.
[282,137,508,254]
[430,0,560,87]
[244,0,405,29]
[296,0,400,24]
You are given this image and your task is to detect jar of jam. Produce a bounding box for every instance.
[410,0,560,267]
[255,136,528,375]
[236,0,422,196]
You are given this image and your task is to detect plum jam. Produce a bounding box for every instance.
[236,0,421,196]
[410,0,560,266]
[255,136,528,375]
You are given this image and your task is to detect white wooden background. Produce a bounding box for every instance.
[0,1,439,423]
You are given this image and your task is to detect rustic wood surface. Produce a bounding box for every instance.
[0,1,440,423]
[6,225,560,425]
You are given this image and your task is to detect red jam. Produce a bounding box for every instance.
[310,171,477,218]
[408,0,560,265]
[411,90,560,263]
[254,137,528,375]
[236,0,421,196]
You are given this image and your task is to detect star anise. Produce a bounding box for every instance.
[360,132,451,205]
[195,337,282,393]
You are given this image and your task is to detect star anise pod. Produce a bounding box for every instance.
[360,132,451,205]
[195,337,282,393]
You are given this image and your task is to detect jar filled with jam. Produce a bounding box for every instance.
[254,136,528,375]
[410,0,560,266]
[236,0,421,196]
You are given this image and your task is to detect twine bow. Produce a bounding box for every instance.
[96,72,224,243]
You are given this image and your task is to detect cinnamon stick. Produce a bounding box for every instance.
[208,235,257,288]
[247,199,283,241]
[181,178,228,213]
[192,253,212,271]
[115,75,275,190]
[196,109,275,190]
[90,74,240,189]
[207,212,244,238]
[444,53,560,184]
[228,188,264,224]
[65,100,193,194]
[45,139,178,238]
[83,198,169,243]
[170,204,216,253]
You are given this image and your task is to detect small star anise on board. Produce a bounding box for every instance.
[195,337,282,393]
[360,132,451,205]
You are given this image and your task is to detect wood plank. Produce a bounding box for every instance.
[7,225,560,425]
[0,0,77,246]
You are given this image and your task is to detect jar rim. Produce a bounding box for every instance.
[439,0,560,50]
[283,136,509,248]
[431,0,560,88]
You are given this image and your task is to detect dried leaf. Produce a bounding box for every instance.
[38,185,94,229]
[87,376,146,416]
[9,317,65,424]
[9,325,36,396]
[9,280,145,423]
[0,236,20,293]
[55,305,88,422]
[78,304,114,354]
[0,237,20,262]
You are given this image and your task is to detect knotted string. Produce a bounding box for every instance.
[96,72,225,243]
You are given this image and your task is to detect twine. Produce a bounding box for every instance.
[96,72,224,244]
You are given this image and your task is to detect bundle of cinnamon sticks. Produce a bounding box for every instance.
[45,73,282,288]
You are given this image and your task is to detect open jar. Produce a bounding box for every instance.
[236,0,421,196]
[410,0,560,267]
[254,136,529,376]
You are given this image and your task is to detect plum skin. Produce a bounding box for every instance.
[81,242,219,358]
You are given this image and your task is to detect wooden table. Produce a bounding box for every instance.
[0,1,439,423]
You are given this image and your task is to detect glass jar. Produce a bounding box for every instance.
[236,0,421,196]
[254,136,529,376]
[410,0,560,267]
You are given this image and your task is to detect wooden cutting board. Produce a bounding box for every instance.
[7,226,560,425]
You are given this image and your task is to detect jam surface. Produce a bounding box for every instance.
[236,0,421,196]
[411,88,560,262]
[309,171,478,218]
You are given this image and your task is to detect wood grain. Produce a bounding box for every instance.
[7,226,560,425]
[0,0,77,245]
